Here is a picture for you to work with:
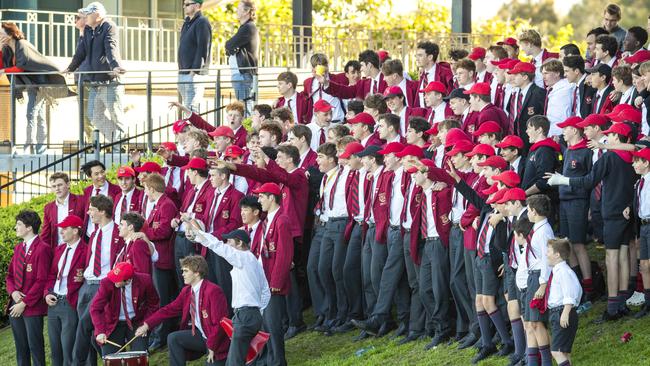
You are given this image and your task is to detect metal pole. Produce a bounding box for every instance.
[93,129,100,161]
[146,71,153,151]
[215,70,222,125]
[78,79,85,149]
[9,75,17,152]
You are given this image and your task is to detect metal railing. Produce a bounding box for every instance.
[0,9,501,70]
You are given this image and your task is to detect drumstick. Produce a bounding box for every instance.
[116,335,139,353]
[104,339,123,348]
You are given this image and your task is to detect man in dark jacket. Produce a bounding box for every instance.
[65,2,126,142]
[178,0,212,112]
[225,0,259,115]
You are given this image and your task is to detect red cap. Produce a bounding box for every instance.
[377,50,390,63]
[495,135,524,149]
[487,188,508,204]
[172,119,190,134]
[466,143,495,157]
[577,114,608,128]
[498,187,527,203]
[444,128,472,147]
[611,108,642,124]
[446,139,475,157]
[624,49,650,65]
[395,144,425,159]
[556,116,584,129]
[160,142,178,152]
[472,121,502,136]
[633,148,650,161]
[182,157,209,170]
[383,86,404,99]
[507,61,536,74]
[347,112,375,126]
[56,215,84,228]
[490,58,511,66]
[224,145,245,158]
[117,166,136,178]
[477,155,508,170]
[420,81,447,94]
[464,82,491,96]
[378,142,406,155]
[313,99,333,113]
[209,126,235,139]
[492,170,521,188]
[468,47,487,60]
[425,123,439,136]
[339,142,365,159]
[499,59,520,70]
[497,37,518,47]
[252,182,282,196]
[482,183,499,196]
[108,262,134,283]
[602,122,631,137]
[604,104,634,119]
[134,161,162,174]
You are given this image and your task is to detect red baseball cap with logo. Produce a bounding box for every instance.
[499,59,520,70]
[209,126,235,139]
[472,121,502,136]
[602,122,631,137]
[482,183,499,196]
[172,119,190,134]
[464,82,491,96]
[444,128,472,147]
[135,161,162,174]
[383,86,404,99]
[487,188,508,204]
[624,49,650,65]
[378,142,406,155]
[477,155,508,170]
[497,37,518,47]
[339,142,365,159]
[604,104,634,119]
[611,108,642,124]
[117,166,136,178]
[182,157,209,170]
[507,61,536,74]
[224,145,245,158]
[252,182,282,196]
[556,116,584,129]
[490,58,512,66]
[347,112,375,126]
[492,170,521,188]
[395,144,425,159]
[160,142,178,152]
[313,99,332,113]
[108,262,135,283]
[420,81,447,95]
[377,50,390,63]
[468,47,487,60]
[446,139,475,157]
[466,143,495,157]
[495,135,524,149]
[633,148,650,161]
[57,215,84,228]
[576,114,608,128]
[498,187,527,203]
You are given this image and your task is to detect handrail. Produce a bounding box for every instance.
[2,67,262,76]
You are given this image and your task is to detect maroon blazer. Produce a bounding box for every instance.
[274,92,310,124]
[460,111,481,140]
[477,103,509,135]
[434,62,455,93]
[6,238,52,316]
[41,194,86,249]
[343,170,361,241]
[189,112,248,148]
[303,72,349,123]
[541,49,560,62]
[300,149,318,169]
[363,133,384,148]
[370,169,395,244]
[116,239,152,275]
[82,183,121,233]
[142,195,178,270]
[85,224,125,271]
[250,212,293,294]
[167,150,218,170]
[424,103,455,125]
[403,107,428,133]
[476,71,494,84]
[461,174,488,250]
[325,74,388,100]
[90,273,159,337]
[113,189,145,222]
[404,79,421,107]
[408,184,452,265]
[494,84,506,110]
[159,166,184,209]
[44,241,88,309]
[201,185,244,256]
[236,161,309,240]
[177,180,215,225]
[145,280,229,359]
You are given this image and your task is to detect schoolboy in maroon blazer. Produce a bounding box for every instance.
[324,49,388,100]
[137,255,230,365]
[382,59,421,107]
[6,210,52,366]
[465,82,510,134]
[44,215,87,366]
[41,172,86,249]
[274,71,310,124]
[112,166,145,224]
[116,212,153,275]
[383,86,428,136]
[80,160,121,238]
[90,262,159,355]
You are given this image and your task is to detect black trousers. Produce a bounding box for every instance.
[10,310,45,366]
[168,329,224,366]
[207,250,234,315]
[318,219,348,323]
[449,225,473,334]
[372,226,410,323]
[419,238,451,333]
[403,232,426,333]
[152,266,178,347]
[73,282,100,366]
[48,297,78,366]
[259,295,288,366]
[101,321,148,356]
[343,223,364,320]
[227,307,263,366]
[307,224,327,318]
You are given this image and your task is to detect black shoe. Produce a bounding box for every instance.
[397,331,423,345]
[284,324,307,340]
[472,346,498,364]
[447,332,467,346]
[619,305,632,316]
[351,319,381,336]
[497,342,514,356]
[313,321,332,333]
[377,321,397,337]
[508,353,525,366]
[594,310,623,324]
[458,333,478,350]
[308,316,324,330]
[332,321,356,333]
[148,341,164,353]
[389,322,408,339]
[634,307,650,319]
[424,330,451,350]
[352,330,370,342]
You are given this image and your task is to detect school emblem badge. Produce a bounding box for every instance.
[585,96,592,105]
[202,310,208,319]
[571,160,577,169]
[527,107,535,115]
[378,192,387,204]
[195,203,203,213]
[26,264,32,272]
[222,210,230,219]
[269,242,276,251]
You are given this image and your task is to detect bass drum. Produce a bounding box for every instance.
[103,351,148,366]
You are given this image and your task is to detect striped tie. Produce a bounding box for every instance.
[525,229,536,266]
[190,288,197,336]
[477,217,489,258]
[57,247,72,292]
[92,228,103,277]
[122,288,133,330]
[420,204,428,239]
[14,243,26,290]
[348,171,360,217]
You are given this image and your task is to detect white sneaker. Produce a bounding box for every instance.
[626,291,645,306]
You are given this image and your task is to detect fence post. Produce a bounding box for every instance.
[78,79,85,149]
[9,74,16,152]
[215,70,222,124]
[93,129,100,161]
[146,71,153,151]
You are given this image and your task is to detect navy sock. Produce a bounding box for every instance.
[539,345,552,366]
[511,318,526,357]
[477,311,494,348]
[644,289,650,305]
[607,296,619,315]
[527,347,540,366]
[559,361,572,366]
[488,310,512,344]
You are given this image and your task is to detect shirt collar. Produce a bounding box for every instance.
[24,236,37,251]
[533,218,548,230]
[56,194,70,207]
[67,239,81,250]
[192,279,203,294]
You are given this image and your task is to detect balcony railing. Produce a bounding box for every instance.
[0,9,501,70]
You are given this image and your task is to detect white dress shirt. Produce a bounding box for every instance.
[53,239,81,295]
[286,92,299,124]
[208,184,230,232]
[311,78,344,122]
[118,282,135,321]
[368,166,383,223]
[114,189,135,224]
[547,261,583,308]
[389,167,405,226]
[179,180,208,232]
[532,50,544,88]
[620,86,635,106]
[526,218,554,284]
[511,156,521,173]
[164,166,182,191]
[323,166,349,220]
[430,101,448,124]
[86,181,110,237]
[355,168,367,222]
[192,280,207,338]
[402,180,416,230]
[397,78,411,107]
[306,122,330,152]
[423,187,440,238]
[55,194,70,245]
[418,65,436,106]
[546,78,575,136]
[434,144,445,168]
[84,221,115,281]
[638,172,650,219]
[397,107,407,136]
[573,75,587,117]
